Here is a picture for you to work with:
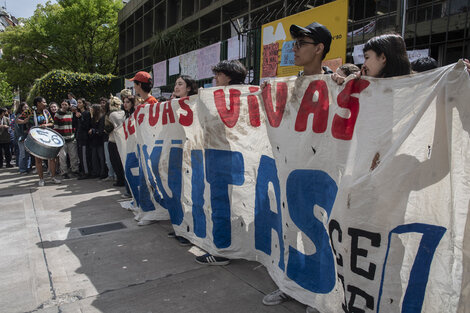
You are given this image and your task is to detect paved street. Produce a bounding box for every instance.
[0,167,306,313]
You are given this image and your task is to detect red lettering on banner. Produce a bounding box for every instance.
[178,97,193,126]
[262,82,287,127]
[123,121,128,139]
[133,105,145,125]
[332,79,370,140]
[162,101,175,125]
[148,102,160,126]
[214,89,241,128]
[247,87,261,127]
[127,116,135,136]
[295,80,329,133]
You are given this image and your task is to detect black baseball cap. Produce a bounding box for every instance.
[290,22,332,57]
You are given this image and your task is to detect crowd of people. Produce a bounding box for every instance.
[1,19,469,313]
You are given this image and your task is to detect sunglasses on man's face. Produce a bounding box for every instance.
[293,40,318,49]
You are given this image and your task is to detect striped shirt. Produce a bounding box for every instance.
[54,110,75,141]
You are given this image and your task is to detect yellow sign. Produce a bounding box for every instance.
[260,0,348,78]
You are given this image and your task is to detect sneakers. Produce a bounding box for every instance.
[38,179,45,187]
[195,253,230,266]
[6,164,13,168]
[62,173,70,179]
[101,176,113,181]
[262,289,292,306]
[52,177,62,184]
[137,220,156,226]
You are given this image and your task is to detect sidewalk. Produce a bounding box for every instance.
[0,167,306,313]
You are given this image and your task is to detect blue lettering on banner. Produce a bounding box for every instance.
[286,170,337,293]
[378,223,446,313]
[205,149,245,249]
[125,150,153,211]
[141,143,184,225]
[191,150,206,238]
[254,155,285,270]
[125,151,140,205]
[122,146,154,212]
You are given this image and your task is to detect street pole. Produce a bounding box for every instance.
[401,0,407,38]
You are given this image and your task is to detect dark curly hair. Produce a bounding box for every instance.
[212,60,247,85]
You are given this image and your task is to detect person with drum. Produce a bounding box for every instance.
[29,97,61,187]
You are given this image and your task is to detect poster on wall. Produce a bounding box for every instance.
[260,0,348,78]
[198,42,221,80]
[169,56,180,76]
[180,50,199,80]
[153,60,167,87]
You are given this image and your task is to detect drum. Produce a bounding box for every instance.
[25,127,65,159]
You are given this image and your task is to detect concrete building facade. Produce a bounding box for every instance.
[118,0,470,84]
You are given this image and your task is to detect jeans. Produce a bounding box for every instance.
[58,140,79,174]
[18,141,30,173]
[91,145,106,177]
[104,141,115,178]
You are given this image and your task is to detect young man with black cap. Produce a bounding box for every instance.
[261,22,332,312]
[129,71,157,108]
[290,21,333,76]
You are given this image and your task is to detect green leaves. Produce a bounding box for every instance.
[0,0,122,99]
[0,72,13,108]
[26,70,115,105]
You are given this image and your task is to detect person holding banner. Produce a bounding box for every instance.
[262,21,333,307]
[171,75,198,99]
[167,75,198,245]
[194,60,247,266]
[332,33,411,86]
[290,22,333,76]
[129,71,157,107]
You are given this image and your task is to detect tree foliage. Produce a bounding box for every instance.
[0,0,122,98]
[0,72,13,108]
[27,70,115,105]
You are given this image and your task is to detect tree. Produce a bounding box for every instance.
[0,0,122,98]
[0,72,13,108]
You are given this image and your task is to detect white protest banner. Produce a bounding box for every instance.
[180,50,198,80]
[407,49,430,62]
[169,56,180,76]
[348,20,376,38]
[197,42,221,80]
[153,60,167,87]
[114,111,169,222]
[115,61,470,312]
[227,35,247,61]
[124,79,134,95]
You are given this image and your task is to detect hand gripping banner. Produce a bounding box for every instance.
[115,61,470,313]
